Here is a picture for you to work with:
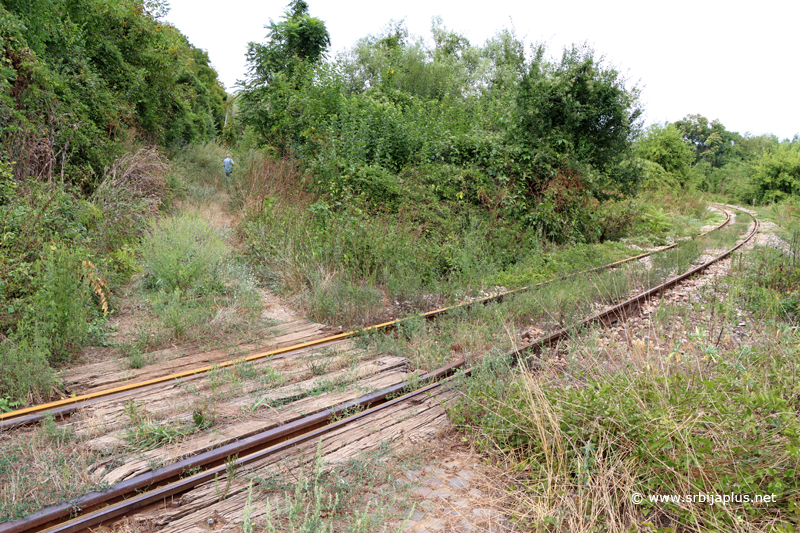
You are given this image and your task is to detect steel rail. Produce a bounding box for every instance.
[0,208,730,427]
[510,212,758,361]
[1,363,464,533]
[2,211,750,533]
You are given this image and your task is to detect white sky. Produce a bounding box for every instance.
[165,0,799,140]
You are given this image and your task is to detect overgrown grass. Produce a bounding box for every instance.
[0,416,110,522]
[241,198,722,329]
[233,146,724,329]
[449,234,799,531]
[136,211,261,345]
[362,213,752,372]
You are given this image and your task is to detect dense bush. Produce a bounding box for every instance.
[0,0,226,189]
[0,0,229,403]
[749,142,800,204]
[239,7,646,244]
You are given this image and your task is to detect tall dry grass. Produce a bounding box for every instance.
[230,150,310,216]
[452,275,799,532]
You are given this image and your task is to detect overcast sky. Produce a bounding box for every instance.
[165,0,799,140]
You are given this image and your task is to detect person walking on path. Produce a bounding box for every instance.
[223,155,234,180]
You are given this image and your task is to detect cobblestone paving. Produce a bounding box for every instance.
[390,439,515,533]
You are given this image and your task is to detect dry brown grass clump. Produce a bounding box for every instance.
[231,151,309,217]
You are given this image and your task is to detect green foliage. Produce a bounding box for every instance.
[638,158,681,192]
[0,328,56,404]
[139,213,228,293]
[674,114,732,165]
[303,277,384,326]
[238,17,645,243]
[516,43,642,176]
[1,0,226,188]
[136,207,261,344]
[40,413,73,444]
[749,142,800,204]
[672,113,780,171]
[0,149,169,403]
[738,242,800,319]
[245,0,330,85]
[636,123,694,185]
[30,245,95,362]
[671,114,795,199]
[240,1,331,149]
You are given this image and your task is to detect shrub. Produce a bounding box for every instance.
[30,245,94,362]
[0,329,57,403]
[139,213,228,293]
[750,142,800,204]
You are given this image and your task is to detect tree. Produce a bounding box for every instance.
[749,142,800,203]
[239,1,332,148]
[1,0,225,186]
[244,0,330,86]
[636,123,694,183]
[674,114,742,167]
[516,44,642,175]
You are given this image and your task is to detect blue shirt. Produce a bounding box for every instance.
[223,157,234,173]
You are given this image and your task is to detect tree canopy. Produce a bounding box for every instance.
[516,44,642,175]
[243,0,330,85]
[636,123,694,184]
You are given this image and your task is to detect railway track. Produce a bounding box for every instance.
[1,207,754,533]
[0,207,731,429]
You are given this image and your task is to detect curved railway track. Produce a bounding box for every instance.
[1,207,755,533]
[0,207,731,429]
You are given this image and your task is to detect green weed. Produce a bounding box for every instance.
[249,442,414,533]
[122,400,194,451]
[139,213,228,293]
[40,413,73,444]
[0,329,58,404]
[31,246,97,362]
[215,455,238,502]
[0,396,20,413]
[136,211,262,345]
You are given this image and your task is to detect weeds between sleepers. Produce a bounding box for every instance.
[244,442,418,533]
[0,342,390,522]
